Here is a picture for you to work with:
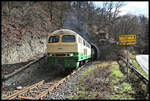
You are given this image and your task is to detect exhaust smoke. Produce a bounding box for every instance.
[63,9,90,43]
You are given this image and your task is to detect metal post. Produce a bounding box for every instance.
[126,46,128,80]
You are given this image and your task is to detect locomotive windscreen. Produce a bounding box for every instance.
[48,36,59,43]
[62,35,75,42]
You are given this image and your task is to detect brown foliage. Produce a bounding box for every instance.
[2,1,148,54]
[83,66,111,99]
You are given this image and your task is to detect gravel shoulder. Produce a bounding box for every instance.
[43,61,99,99]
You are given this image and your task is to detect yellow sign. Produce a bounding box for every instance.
[119,34,136,45]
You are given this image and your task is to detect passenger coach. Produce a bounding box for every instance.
[46,29,91,69]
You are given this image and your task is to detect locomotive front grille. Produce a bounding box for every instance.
[55,54,67,56]
[48,53,75,57]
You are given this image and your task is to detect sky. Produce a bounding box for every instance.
[94,1,149,18]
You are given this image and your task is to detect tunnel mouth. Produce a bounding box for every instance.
[91,43,100,61]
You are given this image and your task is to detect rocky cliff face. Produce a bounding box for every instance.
[1,2,53,65]
[2,32,47,65]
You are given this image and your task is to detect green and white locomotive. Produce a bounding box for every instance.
[46,29,91,70]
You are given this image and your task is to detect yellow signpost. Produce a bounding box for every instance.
[118,34,136,80]
[119,34,136,45]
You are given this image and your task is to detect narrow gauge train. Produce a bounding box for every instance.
[46,29,91,70]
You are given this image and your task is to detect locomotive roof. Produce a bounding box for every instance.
[51,29,77,35]
[50,29,90,44]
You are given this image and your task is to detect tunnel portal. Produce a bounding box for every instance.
[91,43,100,61]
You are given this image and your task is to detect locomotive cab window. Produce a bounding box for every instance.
[62,35,75,42]
[78,37,82,44]
[83,40,86,46]
[48,36,59,43]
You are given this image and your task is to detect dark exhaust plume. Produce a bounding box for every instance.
[63,9,90,43]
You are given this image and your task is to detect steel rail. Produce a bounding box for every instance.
[3,63,87,100]
[35,66,83,100]
[3,80,44,100]
[3,55,46,80]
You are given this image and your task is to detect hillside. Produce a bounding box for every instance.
[2,1,148,64]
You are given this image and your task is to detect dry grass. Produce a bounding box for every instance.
[83,66,111,99]
[68,63,112,100]
[84,66,111,90]
[68,60,149,100]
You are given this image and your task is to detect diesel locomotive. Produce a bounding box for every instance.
[46,29,91,70]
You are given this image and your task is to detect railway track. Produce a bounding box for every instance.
[3,54,46,81]
[3,64,86,100]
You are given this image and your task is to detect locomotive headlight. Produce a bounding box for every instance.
[48,53,53,56]
[69,53,74,56]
